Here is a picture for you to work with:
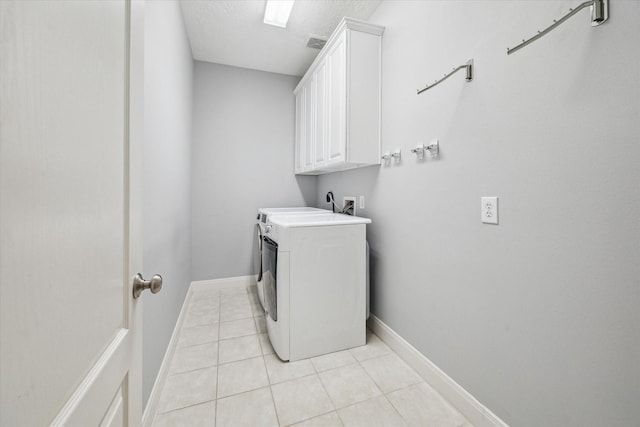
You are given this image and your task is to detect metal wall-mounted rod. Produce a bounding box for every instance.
[381,149,402,160]
[417,59,473,95]
[411,140,439,158]
[507,0,608,55]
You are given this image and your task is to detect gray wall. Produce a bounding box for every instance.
[143,0,193,407]
[316,1,640,426]
[191,62,316,281]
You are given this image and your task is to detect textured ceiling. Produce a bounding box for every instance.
[180,0,382,77]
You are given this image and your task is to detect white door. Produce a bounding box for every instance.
[1,1,145,426]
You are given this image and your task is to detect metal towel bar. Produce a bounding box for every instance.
[417,59,473,95]
[507,0,608,55]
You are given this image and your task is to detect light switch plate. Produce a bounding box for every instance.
[481,197,498,224]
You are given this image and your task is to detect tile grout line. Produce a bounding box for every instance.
[331,335,402,424]
[381,392,410,426]
[216,286,275,417]
[249,284,285,427]
[269,352,337,426]
[313,362,340,423]
[159,341,423,425]
[155,400,215,418]
[267,330,396,425]
[155,288,219,418]
[350,335,434,426]
[246,284,312,427]
[242,285,282,425]
[329,350,375,425]
[166,286,460,427]
[318,342,424,426]
[264,354,283,426]
[214,289,221,427]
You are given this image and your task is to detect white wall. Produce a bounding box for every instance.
[316,1,640,425]
[191,62,317,281]
[143,0,193,407]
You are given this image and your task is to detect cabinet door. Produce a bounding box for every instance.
[313,59,327,168]
[303,78,315,170]
[326,32,347,165]
[294,88,305,173]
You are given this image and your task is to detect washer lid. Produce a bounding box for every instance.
[258,207,326,215]
[269,212,372,228]
[257,207,328,224]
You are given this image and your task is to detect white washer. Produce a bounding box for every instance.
[254,207,326,310]
[262,213,371,361]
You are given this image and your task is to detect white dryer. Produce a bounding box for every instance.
[262,213,371,361]
[254,207,326,310]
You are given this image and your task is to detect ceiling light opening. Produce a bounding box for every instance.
[264,0,295,28]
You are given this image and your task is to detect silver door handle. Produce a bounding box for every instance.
[132,273,163,299]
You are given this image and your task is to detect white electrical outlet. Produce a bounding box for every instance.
[359,195,365,209]
[481,197,498,224]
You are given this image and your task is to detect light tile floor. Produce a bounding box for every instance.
[152,284,472,427]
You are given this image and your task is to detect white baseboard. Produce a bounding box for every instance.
[142,275,257,426]
[367,315,508,427]
[190,274,257,292]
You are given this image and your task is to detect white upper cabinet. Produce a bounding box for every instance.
[294,18,384,175]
